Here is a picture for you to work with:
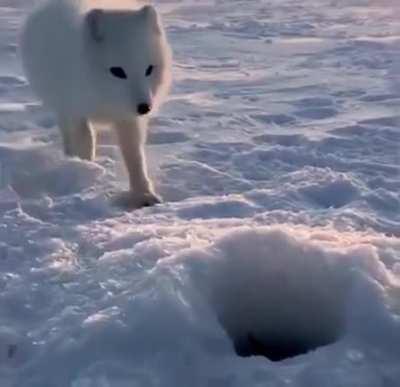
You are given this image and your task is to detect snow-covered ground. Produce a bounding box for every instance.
[1,0,400,386]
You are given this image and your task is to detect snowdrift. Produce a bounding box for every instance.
[3,224,398,387]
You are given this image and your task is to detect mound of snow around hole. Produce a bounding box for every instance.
[6,224,400,386]
[174,227,393,362]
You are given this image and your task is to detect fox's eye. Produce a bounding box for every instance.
[110,67,128,79]
[145,65,154,77]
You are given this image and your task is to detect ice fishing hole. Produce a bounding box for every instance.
[219,276,346,362]
[231,326,341,362]
[208,230,349,362]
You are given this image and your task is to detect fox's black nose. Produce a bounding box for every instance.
[137,103,151,115]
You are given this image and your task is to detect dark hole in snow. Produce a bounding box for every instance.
[217,283,345,362]
[207,231,349,362]
[218,283,345,362]
[232,330,339,362]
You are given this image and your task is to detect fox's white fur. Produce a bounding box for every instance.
[20,0,172,207]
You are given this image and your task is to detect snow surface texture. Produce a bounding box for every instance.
[0,0,400,386]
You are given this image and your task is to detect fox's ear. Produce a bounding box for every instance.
[86,9,105,42]
[140,5,161,35]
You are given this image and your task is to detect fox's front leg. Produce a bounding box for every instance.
[114,118,161,208]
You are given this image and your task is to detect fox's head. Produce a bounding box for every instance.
[84,5,172,119]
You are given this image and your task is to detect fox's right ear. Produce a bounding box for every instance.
[140,5,161,35]
[86,9,105,42]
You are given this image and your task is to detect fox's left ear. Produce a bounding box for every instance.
[140,5,161,35]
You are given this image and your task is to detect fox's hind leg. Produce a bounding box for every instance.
[59,116,96,161]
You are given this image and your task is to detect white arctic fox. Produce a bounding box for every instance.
[21,0,172,208]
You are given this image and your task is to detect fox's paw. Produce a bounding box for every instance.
[112,190,162,209]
